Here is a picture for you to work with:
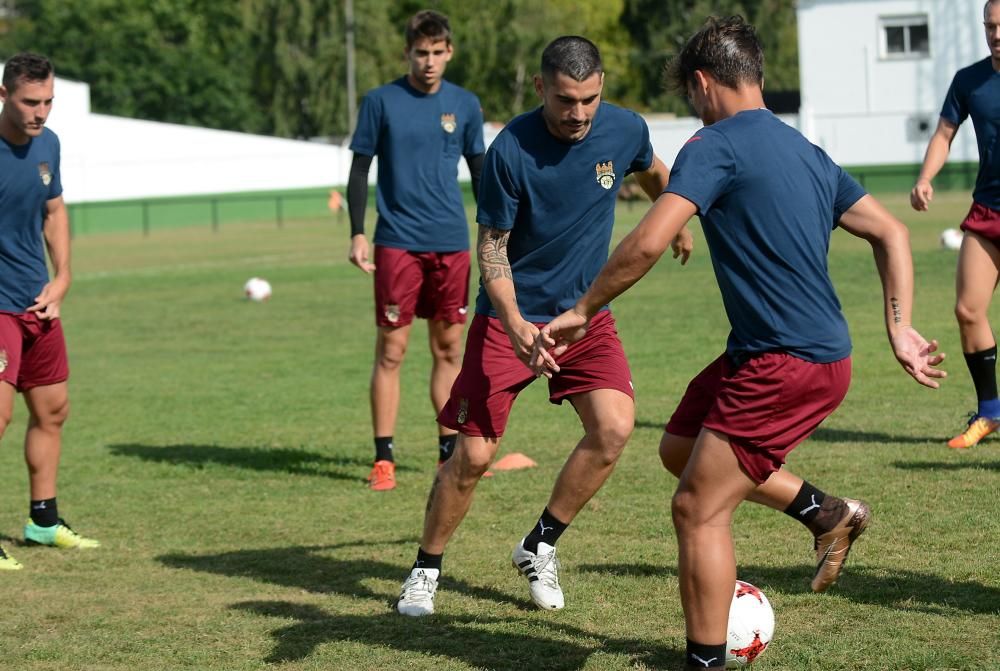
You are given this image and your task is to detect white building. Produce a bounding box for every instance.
[797,0,987,166]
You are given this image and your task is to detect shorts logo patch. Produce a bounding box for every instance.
[456,398,469,424]
[384,304,400,324]
[0,349,6,373]
[458,306,468,315]
[441,113,457,133]
[38,162,52,186]
[596,160,615,190]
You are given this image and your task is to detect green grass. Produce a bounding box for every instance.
[0,191,997,670]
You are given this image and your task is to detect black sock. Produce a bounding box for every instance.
[964,346,1000,411]
[784,481,826,527]
[30,498,58,527]
[522,507,569,553]
[685,639,726,670]
[438,434,457,463]
[413,547,442,572]
[374,436,394,463]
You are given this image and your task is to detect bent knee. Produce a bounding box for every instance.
[955,301,988,328]
[33,399,70,429]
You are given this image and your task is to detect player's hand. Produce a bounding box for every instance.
[890,327,946,389]
[27,277,70,320]
[349,234,376,273]
[503,317,543,373]
[529,307,591,376]
[910,179,934,212]
[671,226,694,265]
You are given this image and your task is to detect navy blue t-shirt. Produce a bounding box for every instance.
[475,103,653,321]
[940,57,1000,209]
[0,128,63,313]
[350,77,485,252]
[666,110,865,364]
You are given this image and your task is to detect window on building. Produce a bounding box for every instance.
[880,15,930,59]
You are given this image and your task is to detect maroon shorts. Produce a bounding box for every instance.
[665,352,851,483]
[0,312,70,391]
[438,310,634,438]
[960,202,1000,244]
[373,245,470,327]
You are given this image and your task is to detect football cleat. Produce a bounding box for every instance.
[811,499,870,593]
[512,539,564,610]
[24,518,100,549]
[367,460,396,491]
[0,545,23,570]
[396,567,439,616]
[947,414,1000,449]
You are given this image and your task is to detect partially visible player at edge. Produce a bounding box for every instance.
[911,0,1000,449]
[394,35,693,618]
[347,10,486,490]
[0,53,100,571]
[533,17,944,671]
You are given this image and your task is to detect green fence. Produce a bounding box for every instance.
[64,168,973,238]
[844,161,978,193]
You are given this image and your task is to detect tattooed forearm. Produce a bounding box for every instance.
[477,225,513,283]
[890,296,902,325]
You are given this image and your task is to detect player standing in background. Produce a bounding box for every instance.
[911,0,1000,449]
[347,10,485,491]
[534,18,944,670]
[395,35,693,617]
[0,52,99,571]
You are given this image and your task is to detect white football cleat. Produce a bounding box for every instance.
[512,539,564,610]
[396,567,439,616]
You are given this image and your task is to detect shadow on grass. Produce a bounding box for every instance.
[633,421,942,445]
[232,600,685,669]
[107,442,402,481]
[892,459,1000,472]
[158,540,525,610]
[577,562,998,615]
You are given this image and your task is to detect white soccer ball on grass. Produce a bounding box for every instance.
[243,277,273,302]
[726,580,775,668]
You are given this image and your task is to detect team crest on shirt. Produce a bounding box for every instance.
[38,162,52,186]
[595,161,615,189]
[456,398,469,424]
[440,113,457,133]
[0,349,6,374]
[384,304,401,323]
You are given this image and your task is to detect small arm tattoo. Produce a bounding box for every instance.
[478,225,513,283]
[890,297,902,325]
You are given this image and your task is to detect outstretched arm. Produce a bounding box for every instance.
[530,193,697,374]
[839,195,946,388]
[911,118,958,212]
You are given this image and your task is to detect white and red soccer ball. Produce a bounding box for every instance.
[726,580,775,668]
[939,228,963,251]
[243,277,272,302]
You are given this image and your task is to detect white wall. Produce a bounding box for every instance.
[797,0,983,165]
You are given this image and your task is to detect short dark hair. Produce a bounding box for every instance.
[405,10,451,49]
[541,36,603,82]
[665,16,763,93]
[986,0,1000,20]
[2,52,53,92]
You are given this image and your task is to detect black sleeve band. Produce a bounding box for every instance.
[466,153,485,203]
[347,153,374,237]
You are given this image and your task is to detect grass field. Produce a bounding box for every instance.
[0,191,997,671]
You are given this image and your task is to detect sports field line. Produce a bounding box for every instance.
[73,251,335,282]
